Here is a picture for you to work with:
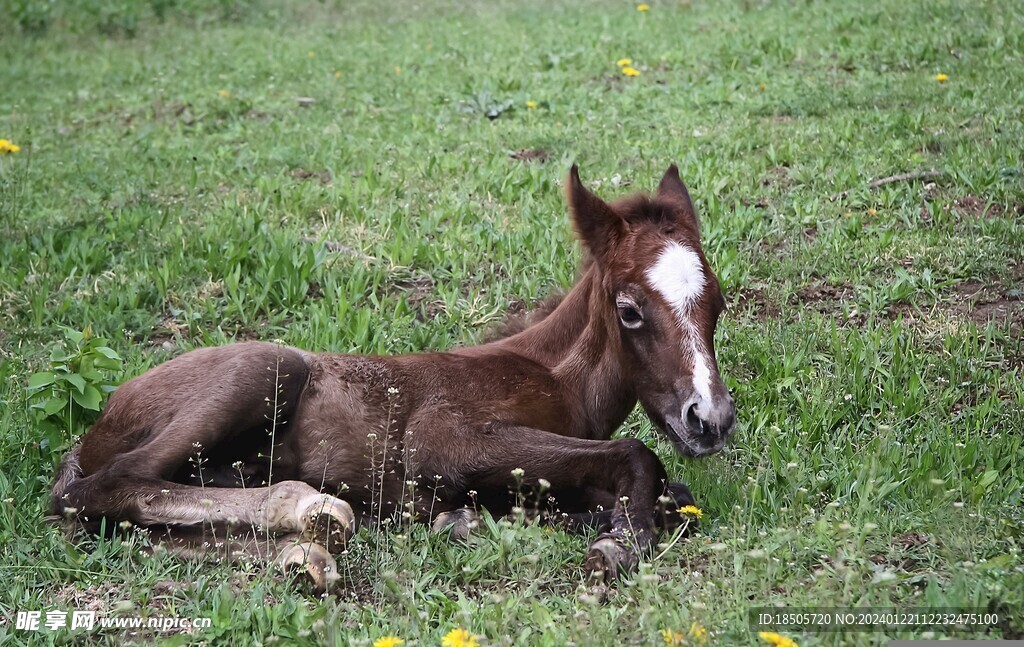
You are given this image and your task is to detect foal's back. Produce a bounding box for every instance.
[73,338,571,497]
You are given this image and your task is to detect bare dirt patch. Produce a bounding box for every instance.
[949,267,1024,332]
[761,165,792,191]
[146,314,187,351]
[745,166,795,210]
[392,274,444,320]
[784,263,1022,334]
[148,100,195,125]
[894,532,930,549]
[951,195,1005,220]
[291,167,332,185]
[52,581,124,613]
[954,292,1023,331]
[732,285,782,321]
[790,281,855,314]
[509,148,550,163]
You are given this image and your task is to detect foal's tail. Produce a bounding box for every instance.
[49,444,84,520]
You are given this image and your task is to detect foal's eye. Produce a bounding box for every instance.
[618,305,644,329]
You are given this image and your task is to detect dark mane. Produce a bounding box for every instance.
[612,194,696,230]
[487,195,679,343]
[485,291,568,341]
[486,252,600,342]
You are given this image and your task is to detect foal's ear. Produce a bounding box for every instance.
[657,164,697,222]
[567,164,624,262]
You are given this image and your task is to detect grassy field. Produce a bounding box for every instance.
[1,0,1023,644]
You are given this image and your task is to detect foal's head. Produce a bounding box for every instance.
[568,165,736,457]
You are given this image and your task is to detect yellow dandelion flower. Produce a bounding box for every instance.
[308,50,316,58]
[526,100,538,109]
[616,58,633,67]
[394,66,402,74]
[373,637,404,647]
[677,505,704,518]
[759,631,799,647]
[218,89,231,98]
[689,621,708,643]
[934,73,948,82]
[637,3,651,10]
[660,628,685,646]
[0,139,21,154]
[335,70,342,78]
[622,66,641,77]
[442,628,479,647]
[867,208,877,216]
[759,82,767,90]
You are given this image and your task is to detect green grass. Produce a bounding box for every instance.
[2,0,1023,644]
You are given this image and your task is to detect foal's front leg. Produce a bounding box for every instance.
[433,425,669,581]
[545,480,698,535]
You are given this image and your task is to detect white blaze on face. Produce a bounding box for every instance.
[644,241,714,406]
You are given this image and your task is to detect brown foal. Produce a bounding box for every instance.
[51,164,736,589]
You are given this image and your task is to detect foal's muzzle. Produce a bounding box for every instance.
[661,393,735,457]
[684,393,736,439]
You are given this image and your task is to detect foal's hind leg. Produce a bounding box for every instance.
[431,508,478,542]
[156,527,342,592]
[62,477,355,554]
[56,344,354,560]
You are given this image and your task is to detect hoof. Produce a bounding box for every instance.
[276,541,340,593]
[666,482,697,508]
[297,494,355,554]
[431,508,478,543]
[585,536,638,583]
[660,482,700,534]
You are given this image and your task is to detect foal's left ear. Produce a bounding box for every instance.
[567,164,624,262]
[657,164,697,223]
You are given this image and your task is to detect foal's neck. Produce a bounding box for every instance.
[500,263,637,439]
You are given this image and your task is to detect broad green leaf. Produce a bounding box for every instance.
[58,326,84,344]
[43,397,67,416]
[979,470,1000,490]
[27,372,56,390]
[49,349,72,363]
[93,356,122,371]
[65,374,87,393]
[72,385,103,411]
[95,346,122,361]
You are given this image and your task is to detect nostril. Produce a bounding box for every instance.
[717,405,735,434]
[685,401,734,437]
[685,403,702,432]
[722,401,737,434]
[685,403,714,435]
